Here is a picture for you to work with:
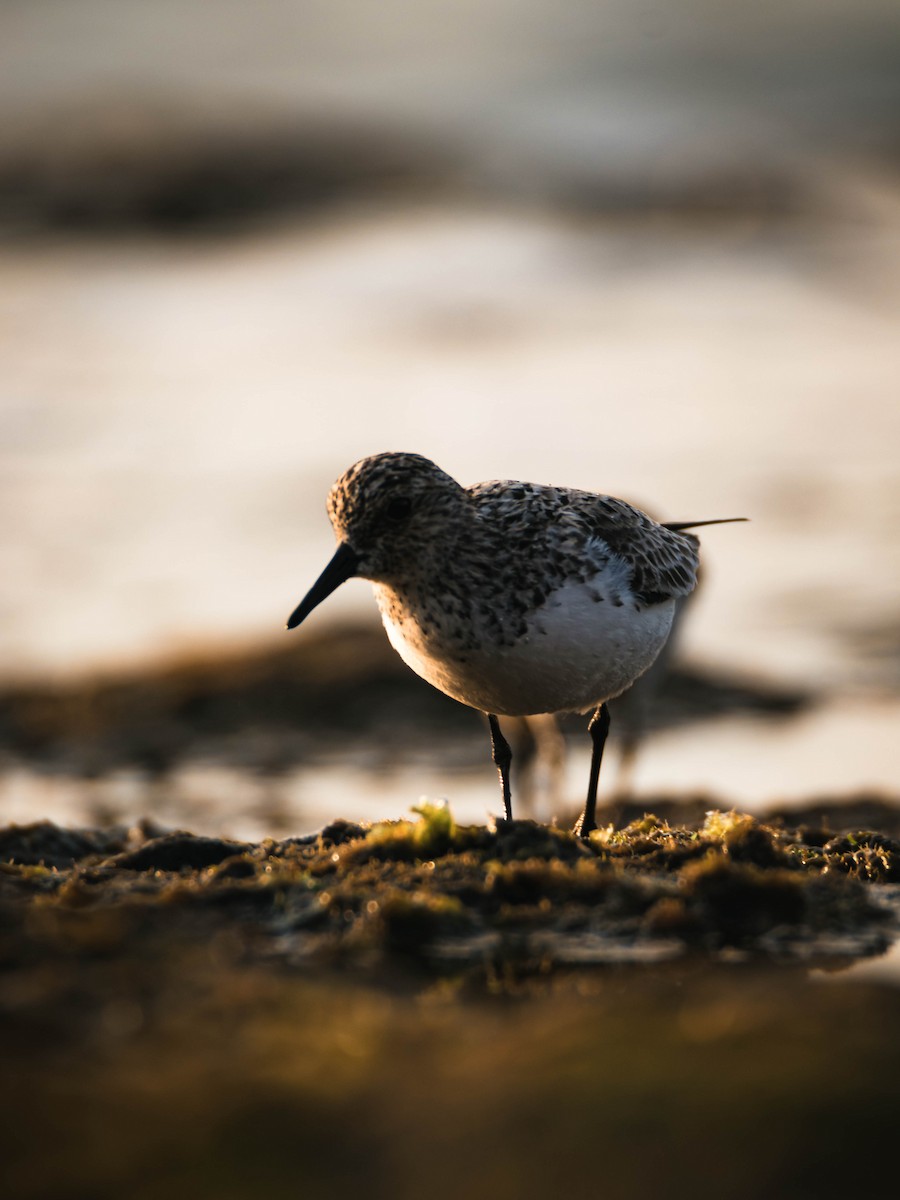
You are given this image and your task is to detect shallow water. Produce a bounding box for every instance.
[2,693,898,845]
[2,161,900,839]
[2,196,899,683]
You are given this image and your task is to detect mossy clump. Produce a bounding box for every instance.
[351,799,463,863]
[822,831,900,882]
[359,887,474,955]
[485,856,615,907]
[0,820,128,869]
[591,809,792,874]
[677,854,808,944]
[700,810,788,867]
[2,801,898,975]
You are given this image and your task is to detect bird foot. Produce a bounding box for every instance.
[573,812,595,840]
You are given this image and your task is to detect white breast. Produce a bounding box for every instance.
[374,578,676,718]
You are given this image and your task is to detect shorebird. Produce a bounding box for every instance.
[286,452,743,837]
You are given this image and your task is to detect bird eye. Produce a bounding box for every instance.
[384,495,412,522]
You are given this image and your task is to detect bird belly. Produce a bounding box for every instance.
[375,580,676,718]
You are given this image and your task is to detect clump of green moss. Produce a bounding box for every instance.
[357,886,473,955]
[484,857,614,906]
[589,809,791,874]
[822,831,900,882]
[676,853,808,943]
[339,800,476,865]
[700,810,788,867]
[1,802,897,975]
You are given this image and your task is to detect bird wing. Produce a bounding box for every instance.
[581,495,701,606]
[468,482,703,608]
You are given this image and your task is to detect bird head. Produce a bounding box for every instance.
[286,451,466,630]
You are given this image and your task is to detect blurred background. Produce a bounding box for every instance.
[1,0,899,838]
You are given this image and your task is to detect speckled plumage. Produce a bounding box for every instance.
[287,451,739,833]
[322,452,699,715]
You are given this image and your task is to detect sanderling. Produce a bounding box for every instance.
[286,452,744,836]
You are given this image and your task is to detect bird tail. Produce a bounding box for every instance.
[664,518,748,532]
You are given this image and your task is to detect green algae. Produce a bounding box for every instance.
[2,800,898,974]
[347,798,465,862]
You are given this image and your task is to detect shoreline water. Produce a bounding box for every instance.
[0,618,840,839]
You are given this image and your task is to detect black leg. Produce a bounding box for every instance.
[574,703,610,838]
[487,713,513,821]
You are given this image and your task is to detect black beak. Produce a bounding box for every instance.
[286,542,360,630]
